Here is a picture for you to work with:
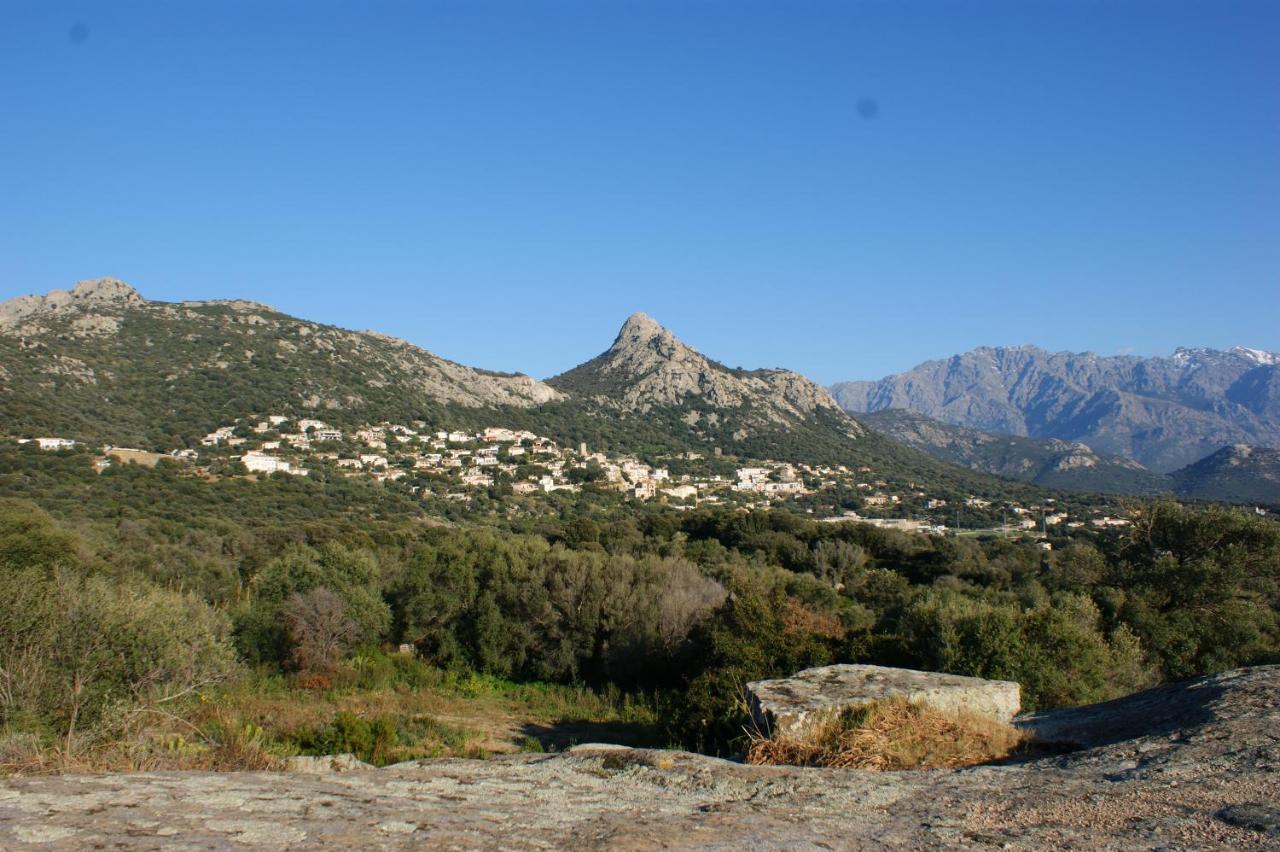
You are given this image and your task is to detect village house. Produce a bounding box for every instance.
[297,418,331,433]
[539,476,578,493]
[662,484,699,501]
[355,428,387,449]
[200,427,235,446]
[629,481,657,500]
[241,451,306,476]
[30,437,78,450]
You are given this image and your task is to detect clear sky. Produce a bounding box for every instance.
[2,1,1277,383]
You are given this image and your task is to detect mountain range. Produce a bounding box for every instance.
[1,279,977,497]
[1,279,1277,504]
[831,345,1280,473]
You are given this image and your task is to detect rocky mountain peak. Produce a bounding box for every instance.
[2,277,143,328]
[615,311,665,341]
[70,277,143,304]
[549,313,848,436]
[608,312,686,360]
[1230,347,1280,366]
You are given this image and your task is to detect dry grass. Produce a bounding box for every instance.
[1,666,663,775]
[0,712,284,775]
[745,697,1032,771]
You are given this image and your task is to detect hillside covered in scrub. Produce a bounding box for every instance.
[1,438,1277,769]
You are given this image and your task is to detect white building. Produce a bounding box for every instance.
[33,437,78,450]
[200,426,236,446]
[241,451,306,476]
[662,485,699,500]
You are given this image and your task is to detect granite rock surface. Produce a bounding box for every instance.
[1,666,1277,849]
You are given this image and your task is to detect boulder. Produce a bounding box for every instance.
[747,664,1020,738]
[283,753,374,774]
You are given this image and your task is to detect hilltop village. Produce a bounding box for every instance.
[15,415,1137,540]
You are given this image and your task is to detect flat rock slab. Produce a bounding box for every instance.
[1,666,1277,849]
[747,663,1021,738]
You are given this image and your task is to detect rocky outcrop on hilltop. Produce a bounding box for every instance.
[550,312,853,432]
[0,278,143,330]
[832,345,1280,472]
[2,666,1277,848]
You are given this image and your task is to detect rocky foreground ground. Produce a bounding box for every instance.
[2,666,1278,850]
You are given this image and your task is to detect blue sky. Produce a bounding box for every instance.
[2,1,1277,383]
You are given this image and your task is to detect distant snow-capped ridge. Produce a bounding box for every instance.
[831,343,1280,473]
[1170,346,1280,366]
[1229,347,1280,366]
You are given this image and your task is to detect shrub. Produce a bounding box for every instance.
[283,588,360,674]
[234,543,391,666]
[0,565,236,748]
[900,588,1154,710]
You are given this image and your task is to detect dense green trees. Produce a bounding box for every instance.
[0,502,235,749]
[1104,502,1280,680]
[1,459,1277,760]
[899,590,1149,709]
[234,543,391,669]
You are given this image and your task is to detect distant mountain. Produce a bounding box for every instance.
[543,313,1038,492]
[831,345,1280,472]
[861,409,1171,495]
[1171,445,1280,505]
[26,280,1261,503]
[0,278,560,446]
[550,312,853,437]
